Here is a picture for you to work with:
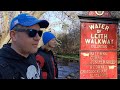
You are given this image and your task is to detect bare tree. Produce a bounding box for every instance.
[0,11,46,48]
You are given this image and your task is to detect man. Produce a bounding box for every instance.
[0,13,49,79]
[36,31,58,79]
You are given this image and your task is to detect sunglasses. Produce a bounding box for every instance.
[14,29,43,37]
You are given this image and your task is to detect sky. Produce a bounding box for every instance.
[0,11,80,34]
[39,11,72,34]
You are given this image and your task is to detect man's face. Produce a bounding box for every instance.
[48,38,57,48]
[12,24,42,54]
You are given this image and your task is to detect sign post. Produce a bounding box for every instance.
[79,11,119,79]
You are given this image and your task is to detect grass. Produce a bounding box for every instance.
[118,58,120,64]
[56,54,120,63]
[56,54,79,61]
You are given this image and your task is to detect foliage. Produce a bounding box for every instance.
[0,11,120,56]
[56,54,79,61]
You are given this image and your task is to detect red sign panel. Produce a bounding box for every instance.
[80,52,117,79]
[80,23,117,50]
[80,22,118,79]
[88,11,111,17]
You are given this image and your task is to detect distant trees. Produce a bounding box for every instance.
[0,11,46,48]
[0,11,120,56]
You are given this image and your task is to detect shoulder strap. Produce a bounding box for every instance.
[50,51,58,78]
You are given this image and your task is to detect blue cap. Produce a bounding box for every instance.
[42,32,56,45]
[10,13,49,30]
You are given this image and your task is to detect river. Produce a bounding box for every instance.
[57,60,79,79]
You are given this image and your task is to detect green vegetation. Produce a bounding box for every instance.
[56,53,120,63]
[118,51,120,64]
[56,54,79,61]
[118,58,120,64]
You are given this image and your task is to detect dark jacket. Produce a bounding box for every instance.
[0,43,40,79]
[36,47,58,79]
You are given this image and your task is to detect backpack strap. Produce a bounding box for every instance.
[49,51,58,78]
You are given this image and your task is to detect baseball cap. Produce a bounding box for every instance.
[10,13,49,30]
[42,32,56,45]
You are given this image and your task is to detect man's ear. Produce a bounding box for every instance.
[10,30,17,41]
